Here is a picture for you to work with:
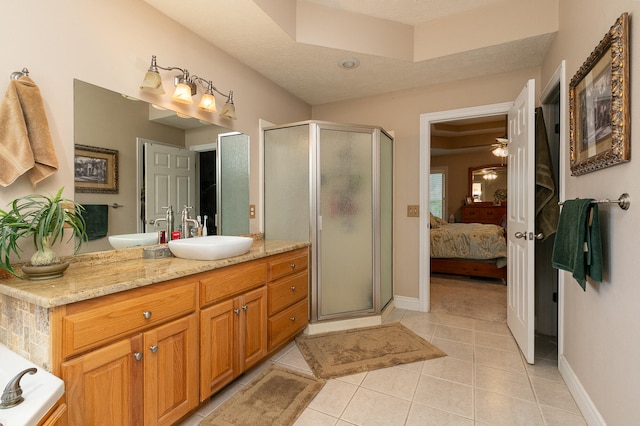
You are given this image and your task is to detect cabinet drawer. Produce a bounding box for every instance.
[269,249,308,281]
[267,272,308,316]
[268,299,308,351]
[200,260,267,307]
[62,279,196,358]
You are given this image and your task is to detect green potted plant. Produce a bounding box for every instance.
[0,187,87,279]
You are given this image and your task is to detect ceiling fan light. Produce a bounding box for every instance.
[492,146,508,157]
[483,171,498,180]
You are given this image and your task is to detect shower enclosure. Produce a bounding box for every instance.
[264,121,393,323]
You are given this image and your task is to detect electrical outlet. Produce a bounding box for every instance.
[407,205,419,217]
[249,204,256,219]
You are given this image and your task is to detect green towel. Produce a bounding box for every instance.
[83,204,108,241]
[551,199,603,290]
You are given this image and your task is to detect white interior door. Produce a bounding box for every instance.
[144,142,196,232]
[507,79,536,364]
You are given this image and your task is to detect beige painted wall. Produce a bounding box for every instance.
[540,1,640,424]
[312,66,540,299]
[0,0,310,260]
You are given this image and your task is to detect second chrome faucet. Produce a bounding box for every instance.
[181,206,200,239]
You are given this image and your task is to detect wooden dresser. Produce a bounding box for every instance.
[461,204,506,225]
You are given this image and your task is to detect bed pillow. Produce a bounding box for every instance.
[430,213,447,228]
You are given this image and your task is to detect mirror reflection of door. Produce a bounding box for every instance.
[141,140,196,233]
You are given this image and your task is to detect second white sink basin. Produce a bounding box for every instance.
[168,235,253,261]
[108,232,159,249]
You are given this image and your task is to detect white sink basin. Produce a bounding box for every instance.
[168,235,253,261]
[0,344,64,426]
[108,232,159,249]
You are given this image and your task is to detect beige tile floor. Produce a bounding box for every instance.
[179,308,587,425]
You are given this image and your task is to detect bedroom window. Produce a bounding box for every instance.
[430,167,447,219]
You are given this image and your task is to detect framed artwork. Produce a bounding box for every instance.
[569,12,630,176]
[74,144,119,193]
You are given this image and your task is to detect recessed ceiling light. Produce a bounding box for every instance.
[338,57,360,70]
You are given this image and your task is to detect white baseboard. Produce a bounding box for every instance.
[558,354,606,425]
[392,295,422,312]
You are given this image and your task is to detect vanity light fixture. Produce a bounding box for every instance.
[139,55,237,119]
[219,91,236,120]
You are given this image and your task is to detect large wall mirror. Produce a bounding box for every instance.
[468,164,507,204]
[74,80,249,253]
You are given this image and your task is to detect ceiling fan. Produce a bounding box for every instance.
[490,135,509,165]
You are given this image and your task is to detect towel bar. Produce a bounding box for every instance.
[558,193,630,210]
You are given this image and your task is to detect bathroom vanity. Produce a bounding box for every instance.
[0,239,309,426]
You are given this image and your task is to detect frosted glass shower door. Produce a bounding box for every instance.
[218,132,249,235]
[318,128,373,318]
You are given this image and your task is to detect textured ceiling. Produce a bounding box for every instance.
[144,0,556,105]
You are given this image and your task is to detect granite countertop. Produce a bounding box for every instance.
[0,239,308,309]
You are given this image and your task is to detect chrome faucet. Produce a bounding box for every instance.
[181,206,200,239]
[153,205,174,236]
[0,367,36,409]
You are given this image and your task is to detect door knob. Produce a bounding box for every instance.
[532,232,544,240]
[514,231,527,239]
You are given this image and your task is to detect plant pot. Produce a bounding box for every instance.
[21,262,70,280]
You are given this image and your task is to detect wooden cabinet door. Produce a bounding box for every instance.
[200,298,237,400]
[143,314,199,426]
[240,286,267,372]
[61,336,143,426]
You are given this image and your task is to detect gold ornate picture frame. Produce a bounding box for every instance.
[569,12,630,176]
[74,144,119,193]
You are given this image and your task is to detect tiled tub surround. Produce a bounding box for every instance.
[0,239,308,371]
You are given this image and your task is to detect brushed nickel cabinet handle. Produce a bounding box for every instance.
[142,311,152,319]
[133,352,143,361]
[149,345,159,353]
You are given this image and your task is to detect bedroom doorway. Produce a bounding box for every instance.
[419,101,513,314]
[420,64,566,363]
